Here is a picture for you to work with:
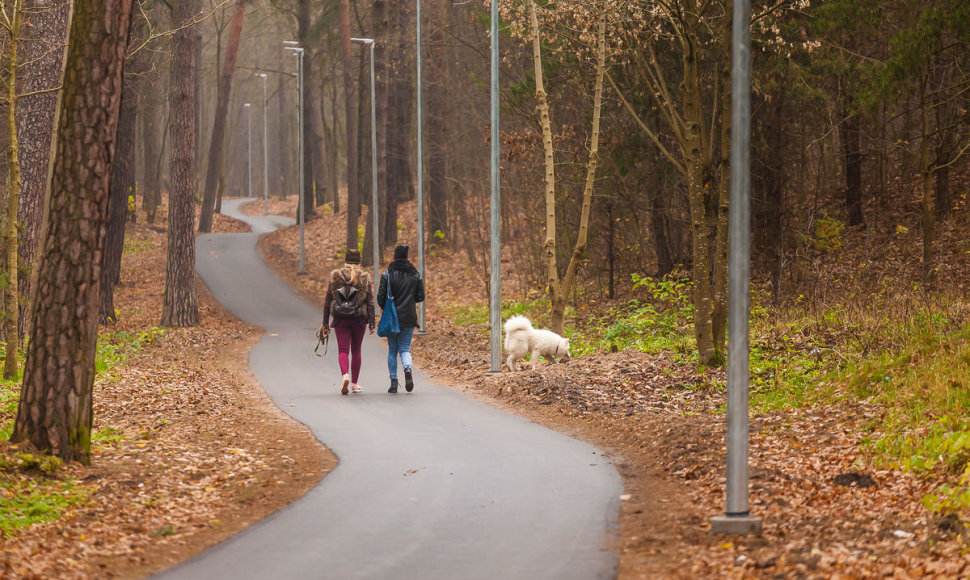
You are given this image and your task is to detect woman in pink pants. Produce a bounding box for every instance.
[322,249,375,394]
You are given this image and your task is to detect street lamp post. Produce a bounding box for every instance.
[488,0,501,373]
[710,0,762,536]
[416,0,426,333]
[284,41,306,275]
[352,37,379,286]
[258,73,269,215]
[244,103,252,198]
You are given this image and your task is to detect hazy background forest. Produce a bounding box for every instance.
[2,0,967,335]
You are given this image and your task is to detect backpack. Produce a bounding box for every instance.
[331,273,362,319]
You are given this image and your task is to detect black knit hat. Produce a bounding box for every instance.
[394,244,409,260]
[345,249,361,264]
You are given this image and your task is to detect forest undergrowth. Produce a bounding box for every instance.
[251,191,970,576]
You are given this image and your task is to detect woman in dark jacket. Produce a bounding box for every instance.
[377,244,425,393]
[323,249,375,395]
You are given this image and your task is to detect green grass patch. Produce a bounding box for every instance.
[94,327,165,378]
[848,324,970,471]
[123,236,155,255]
[0,478,88,537]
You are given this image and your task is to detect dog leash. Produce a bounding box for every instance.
[314,325,329,357]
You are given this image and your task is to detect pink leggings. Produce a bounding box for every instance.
[333,318,366,383]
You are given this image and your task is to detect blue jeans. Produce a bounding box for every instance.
[386,326,415,380]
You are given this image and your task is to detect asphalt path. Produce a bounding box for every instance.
[154,198,623,579]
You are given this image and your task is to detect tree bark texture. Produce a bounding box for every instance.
[362,0,388,266]
[426,0,448,243]
[554,21,608,333]
[161,0,201,328]
[384,0,413,246]
[296,0,318,219]
[140,85,163,224]
[100,76,138,324]
[198,0,245,234]
[4,0,24,379]
[276,41,291,201]
[340,0,360,249]
[12,0,135,463]
[920,78,936,276]
[16,0,71,340]
[529,1,564,332]
[841,92,864,227]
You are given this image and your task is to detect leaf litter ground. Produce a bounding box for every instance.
[0,202,333,579]
[257,197,970,578]
[4,196,968,578]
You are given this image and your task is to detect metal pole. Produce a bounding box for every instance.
[710,0,762,536]
[260,74,269,215]
[298,49,305,274]
[245,103,252,198]
[416,0,426,333]
[488,0,501,373]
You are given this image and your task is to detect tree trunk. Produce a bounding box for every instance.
[141,88,163,224]
[296,0,318,219]
[650,189,676,278]
[841,86,864,226]
[161,0,201,328]
[426,0,448,243]
[198,0,245,233]
[4,1,23,380]
[920,77,936,277]
[276,40,291,201]
[100,75,138,325]
[711,63,731,360]
[323,81,339,210]
[339,0,360,249]
[16,0,71,342]
[12,0,135,463]
[554,21,608,333]
[384,0,411,246]
[528,1,563,332]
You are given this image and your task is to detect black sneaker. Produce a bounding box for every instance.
[388,378,399,394]
[404,368,414,392]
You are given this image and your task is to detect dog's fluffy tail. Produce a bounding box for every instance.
[503,315,533,337]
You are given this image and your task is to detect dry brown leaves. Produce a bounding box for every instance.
[0,199,333,579]
[258,194,970,578]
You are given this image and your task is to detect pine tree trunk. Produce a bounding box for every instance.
[141,89,162,224]
[426,0,448,243]
[384,0,411,248]
[16,0,71,342]
[12,0,135,463]
[161,0,201,328]
[296,0,318,219]
[340,0,360,249]
[100,78,138,324]
[198,0,246,233]
[276,40,291,201]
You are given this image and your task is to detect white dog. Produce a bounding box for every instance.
[503,315,570,371]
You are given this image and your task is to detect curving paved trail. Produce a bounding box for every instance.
[154,199,623,580]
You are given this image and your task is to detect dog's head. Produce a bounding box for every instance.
[560,338,571,358]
